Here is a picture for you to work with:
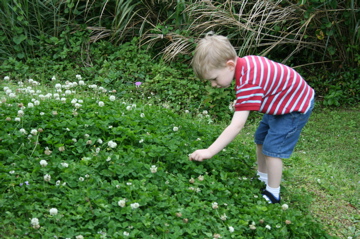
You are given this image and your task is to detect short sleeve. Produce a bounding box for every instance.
[234,83,265,112]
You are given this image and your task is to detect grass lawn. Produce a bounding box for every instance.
[239,106,360,238]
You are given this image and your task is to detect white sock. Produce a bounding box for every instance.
[257,171,268,185]
[265,185,280,200]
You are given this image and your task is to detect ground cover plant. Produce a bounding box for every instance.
[0,76,336,238]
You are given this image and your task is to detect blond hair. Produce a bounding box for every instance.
[192,33,237,79]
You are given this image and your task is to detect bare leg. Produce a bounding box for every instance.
[256,144,267,173]
[265,156,283,188]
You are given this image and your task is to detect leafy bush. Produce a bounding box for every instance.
[305,67,360,106]
[0,78,334,238]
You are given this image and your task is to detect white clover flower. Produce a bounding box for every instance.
[8,92,16,98]
[4,76,10,80]
[44,174,51,182]
[55,83,62,89]
[140,113,145,118]
[212,202,219,209]
[198,175,204,181]
[228,226,234,233]
[61,162,69,168]
[49,208,58,216]
[31,218,39,226]
[19,128,27,134]
[74,103,82,108]
[106,157,111,162]
[126,105,132,111]
[123,232,129,237]
[76,235,84,239]
[98,101,104,107]
[52,76,56,81]
[108,140,117,148]
[265,225,271,230]
[150,165,158,173]
[44,147,52,155]
[76,74,82,80]
[18,110,24,117]
[79,80,85,86]
[282,204,289,210]
[130,203,140,209]
[173,127,179,131]
[15,117,21,122]
[109,95,116,101]
[56,180,61,186]
[40,160,48,167]
[118,199,126,207]
[79,177,84,181]
[213,233,221,239]
[84,134,90,138]
[28,102,34,108]
[139,139,144,143]
[249,223,256,230]
[220,213,227,221]
[40,112,45,116]
[34,100,40,106]
[71,99,77,104]
[31,129,38,135]
[78,99,83,103]
[61,97,66,102]
[9,170,15,174]
[126,182,132,186]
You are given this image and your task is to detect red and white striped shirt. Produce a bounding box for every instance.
[234,56,314,115]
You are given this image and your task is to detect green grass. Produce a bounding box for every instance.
[238,107,360,238]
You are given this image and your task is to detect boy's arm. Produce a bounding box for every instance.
[189,110,250,161]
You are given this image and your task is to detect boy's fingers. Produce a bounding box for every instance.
[188,154,192,161]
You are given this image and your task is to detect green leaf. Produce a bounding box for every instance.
[12,35,27,45]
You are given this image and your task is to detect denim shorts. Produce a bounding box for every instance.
[254,99,315,158]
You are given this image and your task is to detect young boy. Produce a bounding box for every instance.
[188,33,315,204]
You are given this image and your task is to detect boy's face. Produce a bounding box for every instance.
[206,60,236,88]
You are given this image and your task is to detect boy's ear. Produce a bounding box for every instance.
[226,60,236,70]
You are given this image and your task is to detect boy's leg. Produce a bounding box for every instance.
[262,156,282,203]
[265,156,283,188]
[256,144,269,185]
[256,144,267,173]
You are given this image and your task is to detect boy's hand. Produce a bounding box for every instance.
[189,149,213,162]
